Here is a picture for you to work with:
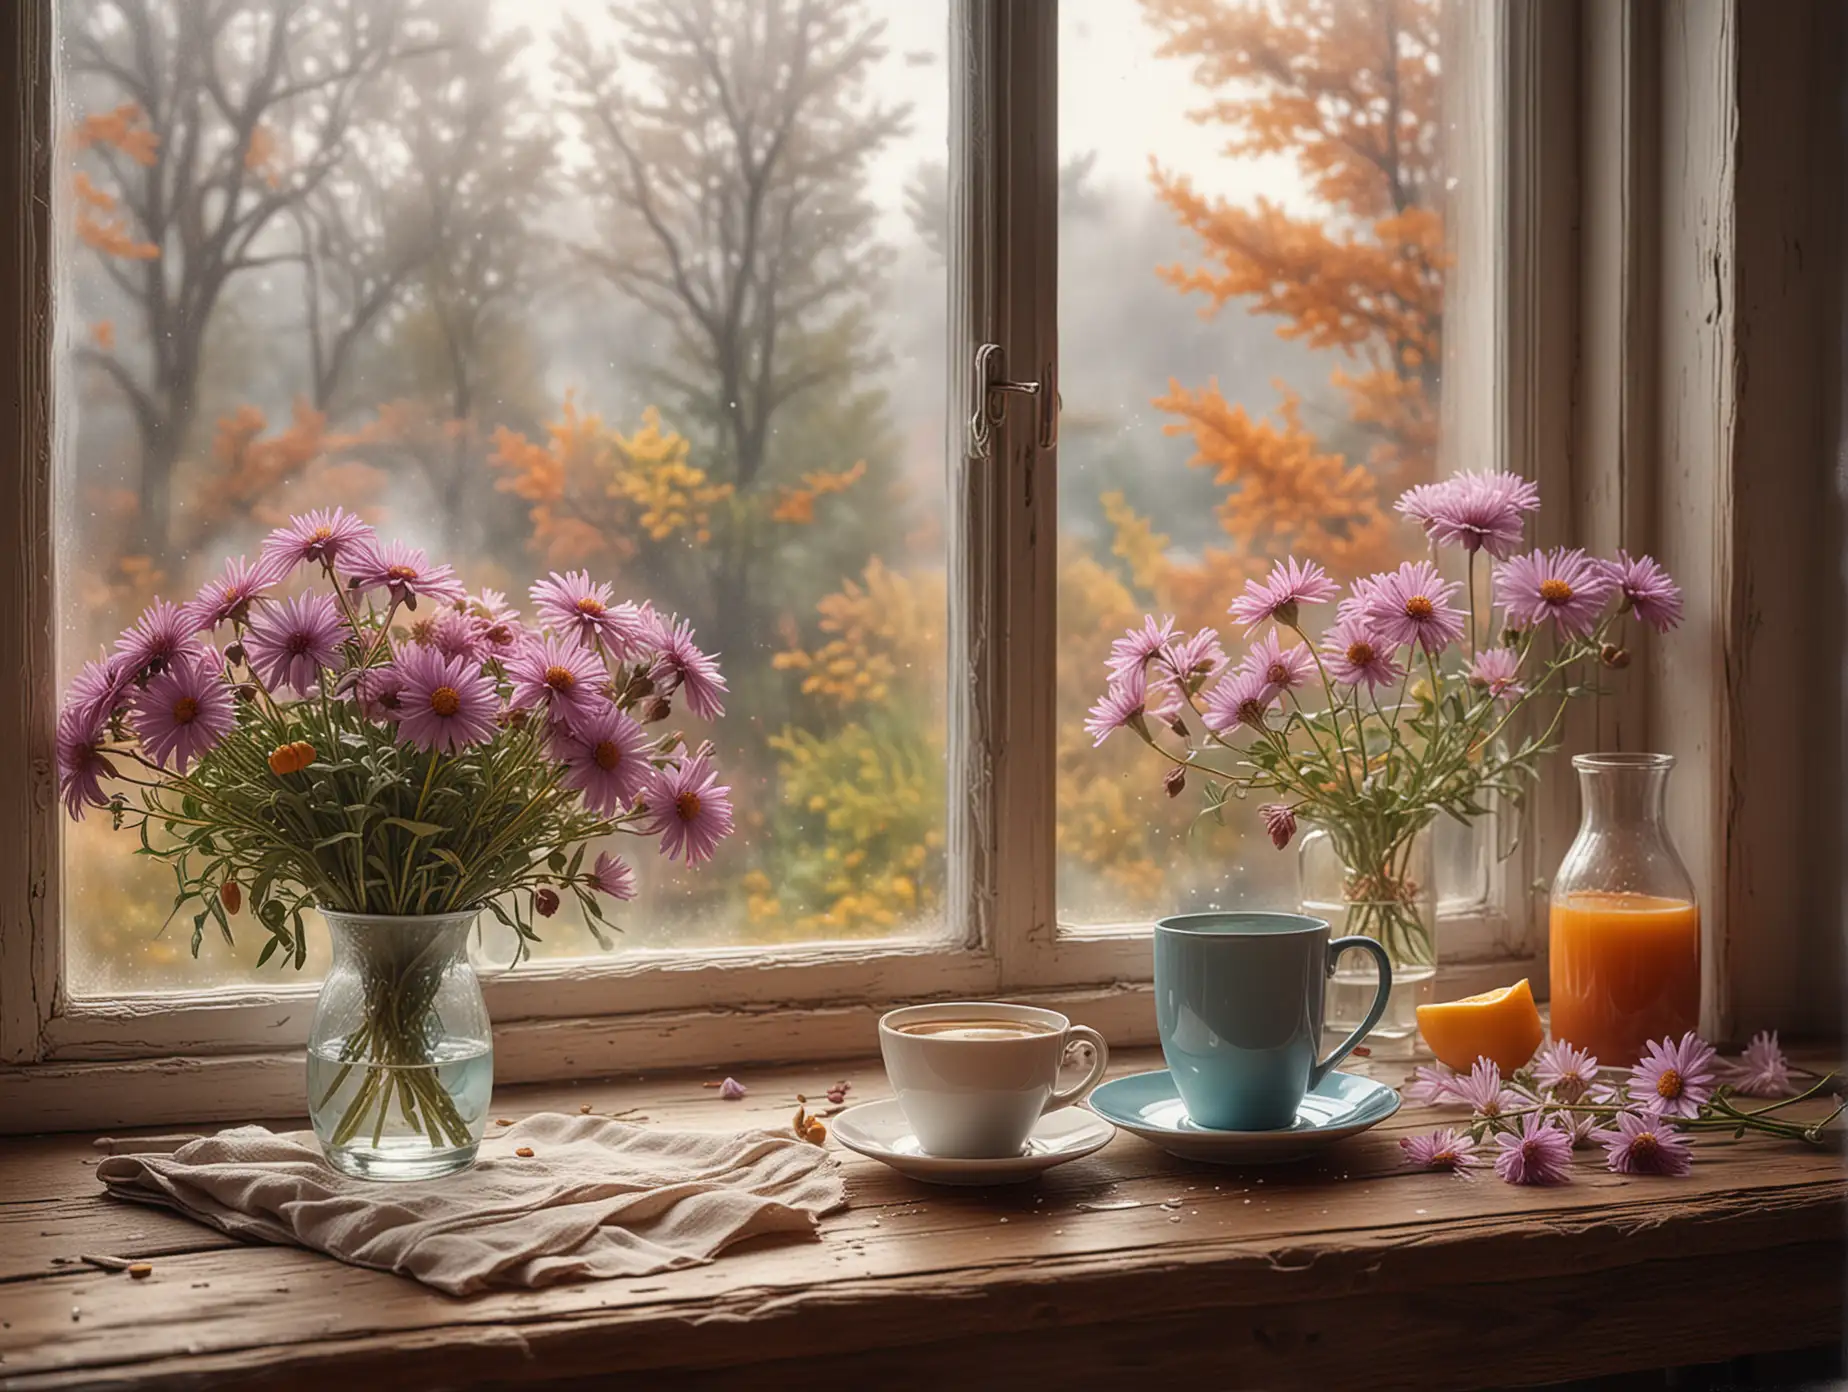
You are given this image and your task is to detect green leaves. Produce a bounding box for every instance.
[115,678,637,968]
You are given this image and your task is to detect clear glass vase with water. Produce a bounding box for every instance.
[1298,824,1436,1059]
[307,909,493,1180]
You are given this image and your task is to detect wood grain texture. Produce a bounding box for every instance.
[0,0,57,1068]
[0,1048,1840,1391]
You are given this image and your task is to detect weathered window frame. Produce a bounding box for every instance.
[13,0,1826,1134]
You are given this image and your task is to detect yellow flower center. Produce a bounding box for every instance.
[676,790,703,822]
[594,739,624,771]
[1631,1132,1659,1159]
[576,595,606,616]
[172,697,198,725]
[311,525,333,542]
[386,564,420,582]
[430,685,461,717]
[1539,577,1574,604]
[544,665,576,692]
[1655,1068,1682,1100]
[1404,594,1435,621]
[1346,640,1376,666]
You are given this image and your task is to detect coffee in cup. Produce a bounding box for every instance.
[878,1002,1109,1158]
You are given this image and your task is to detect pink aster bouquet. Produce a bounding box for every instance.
[1400,1031,1841,1185]
[1088,471,1683,967]
[55,507,735,968]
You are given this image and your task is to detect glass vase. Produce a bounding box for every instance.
[1298,823,1436,1059]
[306,910,493,1181]
[1549,753,1700,1063]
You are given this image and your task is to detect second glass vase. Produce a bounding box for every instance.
[1298,824,1435,1059]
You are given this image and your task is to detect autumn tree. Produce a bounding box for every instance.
[556,0,911,664]
[67,0,538,561]
[1135,0,1441,603]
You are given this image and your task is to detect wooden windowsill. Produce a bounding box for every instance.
[1,1047,1841,1390]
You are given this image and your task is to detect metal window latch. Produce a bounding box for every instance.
[969,342,1058,461]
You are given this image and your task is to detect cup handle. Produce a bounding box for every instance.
[1045,1025,1111,1112]
[1309,937,1394,1088]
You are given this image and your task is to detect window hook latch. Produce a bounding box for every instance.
[969,343,1058,461]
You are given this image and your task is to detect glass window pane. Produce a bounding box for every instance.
[1057,0,1450,927]
[56,0,950,993]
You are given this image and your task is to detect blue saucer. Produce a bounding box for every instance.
[1086,1069,1399,1164]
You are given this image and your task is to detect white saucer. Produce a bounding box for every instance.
[1086,1069,1400,1165]
[829,1099,1116,1185]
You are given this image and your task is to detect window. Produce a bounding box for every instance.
[2,0,1608,1127]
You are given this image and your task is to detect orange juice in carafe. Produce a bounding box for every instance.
[1549,891,1699,1062]
[1548,755,1700,1063]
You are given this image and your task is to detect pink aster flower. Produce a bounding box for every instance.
[342,539,466,611]
[508,634,608,729]
[243,592,346,695]
[261,507,377,575]
[1321,615,1404,691]
[1202,665,1280,734]
[1452,1058,1522,1121]
[1395,471,1541,560]
[56,705,116,820]
[1107,615,1179,679]
[530,571,649,653]
[589,851,637,901]
[1237,630,1315,698]
[1598,1109,1694,1176]
[1149,628,1227,701]
[181,554,287,633]
[1259,803,1297,850]
[1227,557,1339,631]
[419,608,487,664]
[394,646,500,754]
[644,745,735,865]
[1400,1127,1481,1177]
[1406,1063,1462,1105]
[1723,1030,1795,1098]
[131,652,237,773]
[1494,1113,1573,1186]
[1360,561,1467,654]
[1494,547,1617,639]
[1629,1031,1718,1118]
[1085,665,1178,746]
[354,665,409,724]
[468,590,525,660]
[1466,646,1525,700]
[1559,1111,1601,1149]
[1603,551,1684,633]
[1533,1040,1600,1103]
[645,615,728,721]
[63,653,135,735]
[114,599,203,680]
[551,702,653,816]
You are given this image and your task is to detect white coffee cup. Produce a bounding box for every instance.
[877,1001,1111,1158]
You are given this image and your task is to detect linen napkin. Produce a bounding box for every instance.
[95,1114,845,1295]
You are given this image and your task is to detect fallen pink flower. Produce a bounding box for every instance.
[718,1077,746,1101]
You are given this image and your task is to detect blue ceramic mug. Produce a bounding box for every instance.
[1154,911,1392,1131]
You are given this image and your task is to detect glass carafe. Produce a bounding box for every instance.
[1549,754,1700,1063]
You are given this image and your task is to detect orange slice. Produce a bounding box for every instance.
[1415,978,1544,1074]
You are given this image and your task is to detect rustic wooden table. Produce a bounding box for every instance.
[0,1048,1841,1391]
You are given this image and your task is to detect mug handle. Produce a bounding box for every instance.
[1044,1025,1111,1112]
[1309,937,1393,1088]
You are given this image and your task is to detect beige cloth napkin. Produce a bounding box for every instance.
[95,1115,845,1296]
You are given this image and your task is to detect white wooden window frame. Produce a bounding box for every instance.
[0,0,1616,1132]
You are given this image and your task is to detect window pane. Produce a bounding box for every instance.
[1057,0,1449,926]
[56,0,950,993]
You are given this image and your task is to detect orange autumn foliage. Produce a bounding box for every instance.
[1142,0,1444,583]
[771,460,868,524]
[74,103,161,166]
